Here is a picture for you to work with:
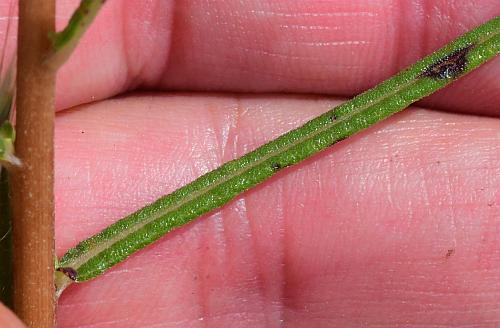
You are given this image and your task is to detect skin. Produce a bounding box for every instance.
[1,0,499,327]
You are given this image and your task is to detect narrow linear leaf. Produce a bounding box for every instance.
[46,0,106,69]
[56,16,500,296]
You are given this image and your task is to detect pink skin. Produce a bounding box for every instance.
[1,0,499,327]
[0,303,23,328]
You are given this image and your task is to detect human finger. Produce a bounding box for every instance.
[55,94,500,326]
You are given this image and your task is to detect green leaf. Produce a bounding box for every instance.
[46,0,106,69]
[56,15,500,296]
[0,122,19,168]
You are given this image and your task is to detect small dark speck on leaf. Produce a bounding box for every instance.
[271,162,292,171]
[420,44,474,80]
[271,163,282,171]
[445,249,455,258]
[80,130,85,134]
[57,267,78,281]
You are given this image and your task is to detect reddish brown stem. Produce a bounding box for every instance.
[11,1,56,327]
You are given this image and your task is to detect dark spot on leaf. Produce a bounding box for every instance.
[329,112,337,122]
[445,249,454,258]
[57,267,78,281]
[271,162,291,171]
[420,44,474,80]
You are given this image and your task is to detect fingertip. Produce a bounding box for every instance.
[0,303,25,328]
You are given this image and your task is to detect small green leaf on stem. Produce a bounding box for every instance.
[0,122,20,168]
[56,15,500,297]
[46,0,106,69]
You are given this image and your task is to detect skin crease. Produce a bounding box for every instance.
[0,0,499,327]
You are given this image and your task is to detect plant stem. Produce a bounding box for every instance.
[56,15,500,296]
[11,0,56,326]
